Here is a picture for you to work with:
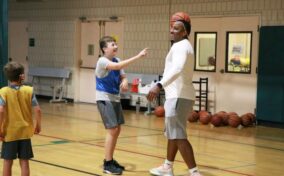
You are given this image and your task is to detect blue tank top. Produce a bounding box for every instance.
[96,58,120,94]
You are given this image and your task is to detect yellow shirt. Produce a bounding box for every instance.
[0,85,34,142]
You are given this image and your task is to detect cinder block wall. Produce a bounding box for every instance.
[9,0,284,99]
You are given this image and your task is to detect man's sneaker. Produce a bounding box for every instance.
[149,163,173,176]
[113,159,125,170]
[103,160,123,175]
[190,172,203,176]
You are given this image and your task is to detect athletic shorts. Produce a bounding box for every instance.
[164,98,194,139]
[97,101,125,129]
[1,139,34,160]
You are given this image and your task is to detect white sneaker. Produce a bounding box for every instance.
[149,164,173,176]
[190,172,203,176]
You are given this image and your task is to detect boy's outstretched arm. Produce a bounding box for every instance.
[33,105,42,134]
[106,48,148,70]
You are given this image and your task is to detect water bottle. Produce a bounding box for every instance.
[136,97,141,114]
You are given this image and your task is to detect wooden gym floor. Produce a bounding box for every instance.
[1,100,284,176]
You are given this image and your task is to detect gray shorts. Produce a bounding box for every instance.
[164,98,194,139]
[1,139,34,160]
[97,101,125,129]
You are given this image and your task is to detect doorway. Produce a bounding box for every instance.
[8,21,29,81]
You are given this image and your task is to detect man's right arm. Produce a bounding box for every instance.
[159,47,188,88]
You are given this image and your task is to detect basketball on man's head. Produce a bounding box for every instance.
[170,12,191,27]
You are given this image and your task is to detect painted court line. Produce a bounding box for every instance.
[0,150,101,176]
[43,111,284,151]
[31,159,101,176]
[37,134,254,176]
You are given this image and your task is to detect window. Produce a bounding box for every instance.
[88,44,94,55]
[194,32,217,72]
[226,32,252,73]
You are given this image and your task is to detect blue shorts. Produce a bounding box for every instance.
[1,139,34,160]
[97,101,125,129]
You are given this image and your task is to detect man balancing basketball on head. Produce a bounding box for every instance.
[147,12,202,176]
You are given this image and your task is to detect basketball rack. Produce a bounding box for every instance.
[157,76,209,112]
[193,77,209,111]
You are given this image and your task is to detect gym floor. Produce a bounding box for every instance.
[1,100,284,176]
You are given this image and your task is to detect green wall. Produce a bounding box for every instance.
[0,0,8,87]
[257,26,284,124]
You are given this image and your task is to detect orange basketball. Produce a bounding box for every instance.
[199,110,211,125]
[217,111,229,126]
[188,111,199,122]
[241,114,252,127]
[246,113,256,124]
[228,115,241,128]
[228,112,238,116]
[154,106,165,117]
[211,113,223,127]
[170,12,191,27]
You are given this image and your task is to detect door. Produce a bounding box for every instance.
[216,16,259,115]
[105,21,124,59]
[78,20,124,103]
[78,22,100,103]
[80,22,101,68]
[191,16,259,114]
[257,26,284,123]
[8,21,29,81]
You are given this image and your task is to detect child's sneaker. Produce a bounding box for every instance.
[103,160,123,175]
[113,159,125,170]
[149,163,173,176]
[190,172,203,176]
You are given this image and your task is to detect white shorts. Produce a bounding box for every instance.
[164,98,194,139]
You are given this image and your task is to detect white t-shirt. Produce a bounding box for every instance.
[160,39,195,100]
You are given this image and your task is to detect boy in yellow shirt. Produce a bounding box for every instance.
[0,62,42,176]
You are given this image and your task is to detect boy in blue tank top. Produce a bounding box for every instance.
[96,36,147,175]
